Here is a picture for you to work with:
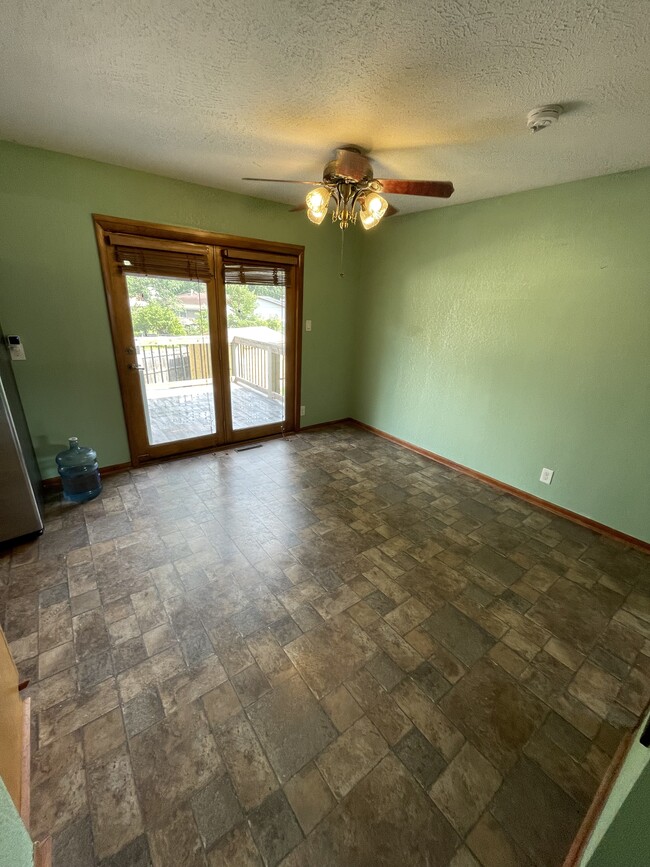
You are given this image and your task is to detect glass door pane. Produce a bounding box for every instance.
[225,277,286,430]
[126,274,216,444]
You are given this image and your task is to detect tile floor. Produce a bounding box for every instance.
[2,423,649,867]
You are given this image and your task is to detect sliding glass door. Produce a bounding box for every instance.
[96,219,301,464]
[125,274,217,445]
[221,250,297,441]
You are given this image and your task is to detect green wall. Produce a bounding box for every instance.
[1,141,649,542]
[0,778,32,867]
[0,141,359,477]
[355,169,650,543]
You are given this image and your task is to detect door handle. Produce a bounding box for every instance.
[128,363,145,370]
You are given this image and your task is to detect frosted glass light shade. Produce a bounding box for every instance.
[359,192,388,229]
[307,207,327,225]
[305,186,331,224]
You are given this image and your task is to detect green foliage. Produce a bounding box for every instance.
[131,301,186,336]
[189,310,210,334]
[226,284,258,325]
[226,284,283,331]
[126,277,283,334]
[126,275,199,304]
[255,284,284,301]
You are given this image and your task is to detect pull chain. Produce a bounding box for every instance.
[339,226,345,278]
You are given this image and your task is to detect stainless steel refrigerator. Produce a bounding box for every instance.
[0,325,43,544]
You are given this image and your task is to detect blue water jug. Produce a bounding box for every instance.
[56,437,102,503]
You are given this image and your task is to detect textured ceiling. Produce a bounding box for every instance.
[1,1,649,214]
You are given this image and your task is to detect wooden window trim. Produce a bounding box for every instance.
[106,233,212,256]
[94,214,304,256]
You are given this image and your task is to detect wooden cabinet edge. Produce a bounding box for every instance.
[20,696,31,828]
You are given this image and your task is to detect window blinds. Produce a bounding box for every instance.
[105,234,298,284]
[222,262,288,287]
[222,248,295,287]
[106,233,212,281]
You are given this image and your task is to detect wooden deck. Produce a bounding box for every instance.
[145,382,283,444]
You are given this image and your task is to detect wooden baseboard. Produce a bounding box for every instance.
[42,461,132,491]
[37,418,648,552]
[298,417,353,432]
[40,421,350,489]
[34,836,52,867]
[562,730,633,866]
[41,430,301,489]
[351,419,650,553]
[563,696,650,866]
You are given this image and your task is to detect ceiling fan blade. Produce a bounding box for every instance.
[242,177,320,185]
[377,179,454,198]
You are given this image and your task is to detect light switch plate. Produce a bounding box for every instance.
[305,320,312,332]
[7,336,26,360]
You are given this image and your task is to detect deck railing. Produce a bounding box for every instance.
[230,335,284,399]
[136,336,207,384]
[135,334,284,397]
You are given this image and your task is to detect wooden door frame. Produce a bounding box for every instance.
[221,252,300,446]
[93,214,304,466]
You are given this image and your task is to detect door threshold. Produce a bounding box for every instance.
[133,430,296,468]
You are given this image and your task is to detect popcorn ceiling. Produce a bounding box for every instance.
[0,0,648,212]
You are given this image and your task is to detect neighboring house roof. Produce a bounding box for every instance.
[228,326,283,345]
[176,293,207,310]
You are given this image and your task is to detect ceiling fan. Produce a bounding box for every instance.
[243,145,454,231]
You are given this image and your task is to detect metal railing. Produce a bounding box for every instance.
[136,336,210,385]
[135,334,284,397]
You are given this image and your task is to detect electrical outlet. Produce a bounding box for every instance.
[300,405,306,417]
[540,467,554,485]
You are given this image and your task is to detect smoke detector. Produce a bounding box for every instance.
[527,105,563,133]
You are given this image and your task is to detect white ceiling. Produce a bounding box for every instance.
[1,0,649,214]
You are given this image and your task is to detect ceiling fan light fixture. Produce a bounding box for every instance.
[305,185,331,224]
[358,191,388,229]
[244,146,454,233]
[306,206,327,225]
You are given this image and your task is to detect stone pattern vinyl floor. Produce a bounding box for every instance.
[2,424,649,867]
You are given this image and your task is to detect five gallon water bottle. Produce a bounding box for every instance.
[55,437,103,503]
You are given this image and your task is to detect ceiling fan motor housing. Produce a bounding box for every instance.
[324,147,374,184]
